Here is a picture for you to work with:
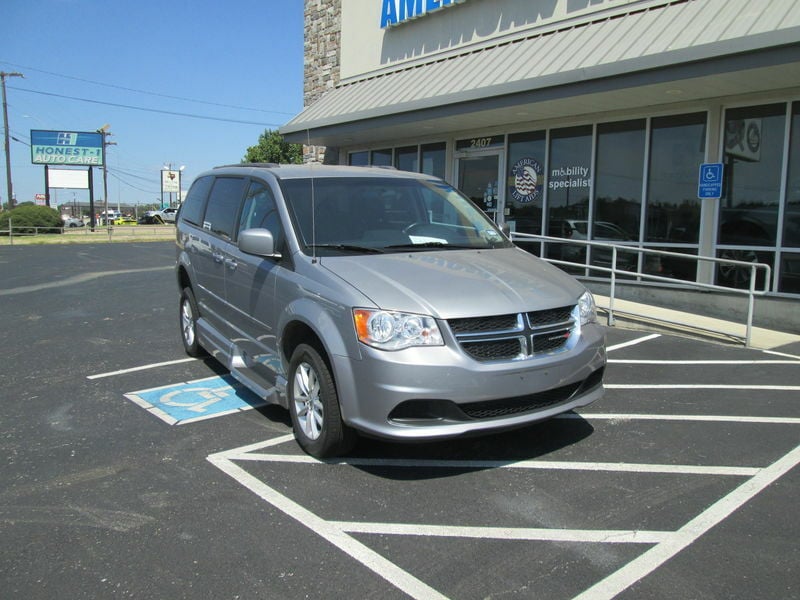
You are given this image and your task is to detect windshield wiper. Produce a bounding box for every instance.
[307,244,385,254]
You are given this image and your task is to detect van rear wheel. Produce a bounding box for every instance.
[288,343,355,458]
[179,287,206,358]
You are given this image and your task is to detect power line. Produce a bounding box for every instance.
[10,86,285,127]
[0,61,296,117]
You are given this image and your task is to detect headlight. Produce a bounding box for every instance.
[353,309,443,350]
[576,291,597,325]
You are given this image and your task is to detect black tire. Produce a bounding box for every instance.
[179,287,206,358]
[287,343,356,458]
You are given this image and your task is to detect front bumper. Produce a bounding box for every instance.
[332,322,606,440]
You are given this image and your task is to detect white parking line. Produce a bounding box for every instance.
[606,334,661,352]
[232,452,759,477]
[333,522,672,544]
[87,357,197,380]
[562,413,800,425]
[608,359,800,364]
[606,384,800,391]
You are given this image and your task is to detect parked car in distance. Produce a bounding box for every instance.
[161,207,179,223]
[62,216,84,228]
[176,164,606,458]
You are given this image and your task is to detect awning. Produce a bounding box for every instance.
[281,0,800,146]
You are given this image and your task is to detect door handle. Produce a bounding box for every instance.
[224,258,238,271]
[212,252,224,263]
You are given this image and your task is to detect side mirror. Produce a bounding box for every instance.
[238,228,281,258]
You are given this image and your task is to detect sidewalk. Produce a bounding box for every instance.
[594,295,800,351]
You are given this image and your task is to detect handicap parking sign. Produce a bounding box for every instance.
[125,375,267,425]
[698,163,723,199]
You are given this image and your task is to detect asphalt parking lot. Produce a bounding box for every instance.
[1,242,799,600]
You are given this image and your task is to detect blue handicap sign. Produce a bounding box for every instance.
[698,163,723,199]
[125,375,267,425]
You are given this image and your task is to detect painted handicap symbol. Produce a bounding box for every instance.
[159,386,232,414]
[125,375,266,425]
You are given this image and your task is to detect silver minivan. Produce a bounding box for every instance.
[176,164,605,457]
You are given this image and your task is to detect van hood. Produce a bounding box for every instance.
[320,248,584,319]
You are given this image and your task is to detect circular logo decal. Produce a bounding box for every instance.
[510,157,543,204]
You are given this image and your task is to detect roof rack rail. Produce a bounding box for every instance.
[214,162,280,169]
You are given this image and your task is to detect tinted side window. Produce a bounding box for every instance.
[179,175,213,226]
[238,181,284,250]
[203,177,247,240]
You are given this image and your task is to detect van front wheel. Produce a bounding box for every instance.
[288,344,355,458]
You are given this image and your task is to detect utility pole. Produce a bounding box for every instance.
[1,71,24,211]
[96,124,115,232]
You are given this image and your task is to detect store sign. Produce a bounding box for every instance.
[510,157,543,204]
[725,118,761,162]
[549,165,591,191]
[30,130,104,166]
[162,170,180,193]
[381,0,468,28]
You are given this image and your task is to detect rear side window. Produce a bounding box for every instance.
[203,177,248,240]
[179,175,213,226]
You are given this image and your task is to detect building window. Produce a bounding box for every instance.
[348,151,368,166]
[646,112,705,245]
[547,125,593,232]
[395,146,419,172]
[720,103,786,248]
[421,142,446,178]
[594,119,646,241]
[507,131,545,255]
[784,102,800,249]
[371,148,392,166]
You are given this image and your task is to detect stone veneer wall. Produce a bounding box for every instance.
[303,0,341,164]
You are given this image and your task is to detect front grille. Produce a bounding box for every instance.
[461,381,582,419]
[448,305,576,362]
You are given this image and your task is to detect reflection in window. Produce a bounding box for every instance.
[507,131,545,238]
[785,102,800,248]
[348,151,368,166]
[594,120,645,241]
[646,113,705,244]
[371,149,392,166]
[238,182,284,251]
[395,146,419,172]
[421,142,446,178]
[779,252,800,293]
[720,103,786,247]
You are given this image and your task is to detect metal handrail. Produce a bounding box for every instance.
[511,232,772,347]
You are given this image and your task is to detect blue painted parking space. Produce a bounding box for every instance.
[124,374,267,425]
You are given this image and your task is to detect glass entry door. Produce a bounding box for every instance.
[456,152,504,223]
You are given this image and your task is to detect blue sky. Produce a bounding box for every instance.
[2,0,304,210]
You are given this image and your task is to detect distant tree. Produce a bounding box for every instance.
[0,203,62,234]
[243,129,303,164]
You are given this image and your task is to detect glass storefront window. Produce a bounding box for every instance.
[507,131,545,238]
[594,120,645,241]
[779,252,800,293]
[421,142,446,178]
[395,146,419,172]
[646,113,705,244]
[371,149,392,166]
[348,151,368,166]
[720,103,786,247]
[547,125,593,229]
[784,102,800,248]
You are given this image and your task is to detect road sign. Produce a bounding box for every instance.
[698,163,723,199]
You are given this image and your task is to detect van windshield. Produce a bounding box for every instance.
[280,177,511,255]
